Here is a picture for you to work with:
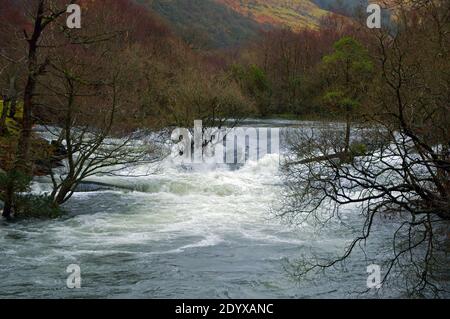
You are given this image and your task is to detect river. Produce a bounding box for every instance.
[0,120,445,298]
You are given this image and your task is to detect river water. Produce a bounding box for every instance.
[0,120,445,298]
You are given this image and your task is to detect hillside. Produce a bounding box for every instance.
[138,0,268,49]
[139,0,340,49]
[312,0,368,16]
[217,0,329,31]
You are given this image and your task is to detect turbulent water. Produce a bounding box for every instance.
[0,120,443,298]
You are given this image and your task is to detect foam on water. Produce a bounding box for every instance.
[2,122,442,298]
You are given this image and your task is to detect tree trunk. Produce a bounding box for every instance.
[0,97,9,135]
[54,181,74,205]
[8,98,17,120]
[2,180,14,220]
[344,59,351,155]
[8,75,18,119]
[54,187,69,205]
[15,1,46,173]
[17,72,36,170]
[344,108,351,154]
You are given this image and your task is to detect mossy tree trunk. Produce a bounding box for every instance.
[0,97,9,136]
[7,75,18,120]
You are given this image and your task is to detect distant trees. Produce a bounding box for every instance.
[231,64,271,115]
[166,71,254,129]
[231,14,364,117]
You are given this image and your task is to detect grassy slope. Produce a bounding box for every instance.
[217,0,329,30]
[311,0,368,15]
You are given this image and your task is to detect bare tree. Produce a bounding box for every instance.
[43,68,161,205]
[31,4,165,205]
[0,0,166,217]
[1,0,77,218]
[17,0,76,169]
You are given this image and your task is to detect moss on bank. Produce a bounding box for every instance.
[0,99,64,220]
[0,100,22,135]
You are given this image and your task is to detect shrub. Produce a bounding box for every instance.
[14,195,63,219]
